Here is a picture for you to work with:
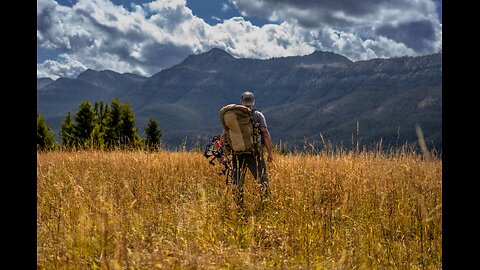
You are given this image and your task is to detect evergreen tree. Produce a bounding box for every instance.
[98,102,110,148]
[103,98,143,149]
[104,98,122,148]
[37,113,58,150]
[56,98,144,150]
[145,117,162,150]
[60,112,76,149]
[119,102,138,146]
[74,101,97,148]
[91,101,106,149]
[97,101,109,128]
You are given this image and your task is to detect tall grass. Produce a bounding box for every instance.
[37,148,441,269]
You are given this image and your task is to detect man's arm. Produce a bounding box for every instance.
[215,130,228,162]
[260,127,273,162]
[219,130,227,143]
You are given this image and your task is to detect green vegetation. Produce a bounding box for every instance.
[37,113,59,150]
[144,117,162,151]
[37,98,162,150]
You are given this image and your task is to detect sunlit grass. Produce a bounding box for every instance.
[37,148,441,269]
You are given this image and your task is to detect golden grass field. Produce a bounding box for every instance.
[37,148,441,269]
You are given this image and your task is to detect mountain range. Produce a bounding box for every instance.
[37,48,442,151]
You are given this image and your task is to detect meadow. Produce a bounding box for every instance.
[37,147,441,269]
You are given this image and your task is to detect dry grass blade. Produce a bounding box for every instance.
[37,148,442,269]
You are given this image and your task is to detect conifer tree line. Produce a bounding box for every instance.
[37,98,162,151]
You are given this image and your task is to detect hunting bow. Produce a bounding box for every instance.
[203,135,232,184]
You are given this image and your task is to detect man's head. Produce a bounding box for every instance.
[241,91,255,107]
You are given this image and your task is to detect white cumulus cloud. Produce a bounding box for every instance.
[37,0,441,79]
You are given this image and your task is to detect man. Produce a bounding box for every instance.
[219,91,273,206]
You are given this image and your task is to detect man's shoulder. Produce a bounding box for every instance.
[252,109,264,116]
[252,109,267,128]
[252,109,266,120]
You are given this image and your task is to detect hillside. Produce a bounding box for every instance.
[37,49,442,150]
[37,77,54,90]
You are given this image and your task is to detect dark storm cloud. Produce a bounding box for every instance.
[375,20,436,53]
[37,1,69,50]
[238,0,434,18]
[231,0,417,28]
[140,42,193,71]
[37,4,54,33]
[236,0,388,17]
[231,0,442,54]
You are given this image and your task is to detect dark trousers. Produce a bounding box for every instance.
[231,152,270,206]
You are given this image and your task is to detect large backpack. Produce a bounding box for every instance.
[219,104,260,154]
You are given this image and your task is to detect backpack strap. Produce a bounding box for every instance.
[250,108,262,154]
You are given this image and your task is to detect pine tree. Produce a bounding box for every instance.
[91,101,106,149]
[57,98,144,150]
[145,117,162,150]
[104,98,122,149]
[119,102,138,147]
[97,101,109,128]
[74,101,97,148]
[98,101,110,148]
[60,112,76,149]
[37,113,58,150]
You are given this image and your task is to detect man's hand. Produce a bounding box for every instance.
[218,155,228,164]
[260,127,273,163]
[267,152,273,163]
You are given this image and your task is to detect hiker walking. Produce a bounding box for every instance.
[219,91,273,206]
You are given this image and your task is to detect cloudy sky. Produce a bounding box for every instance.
[37,0,442,79]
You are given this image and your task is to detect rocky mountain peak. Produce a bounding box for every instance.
[179,48,236,69]
[298,50,353,67]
